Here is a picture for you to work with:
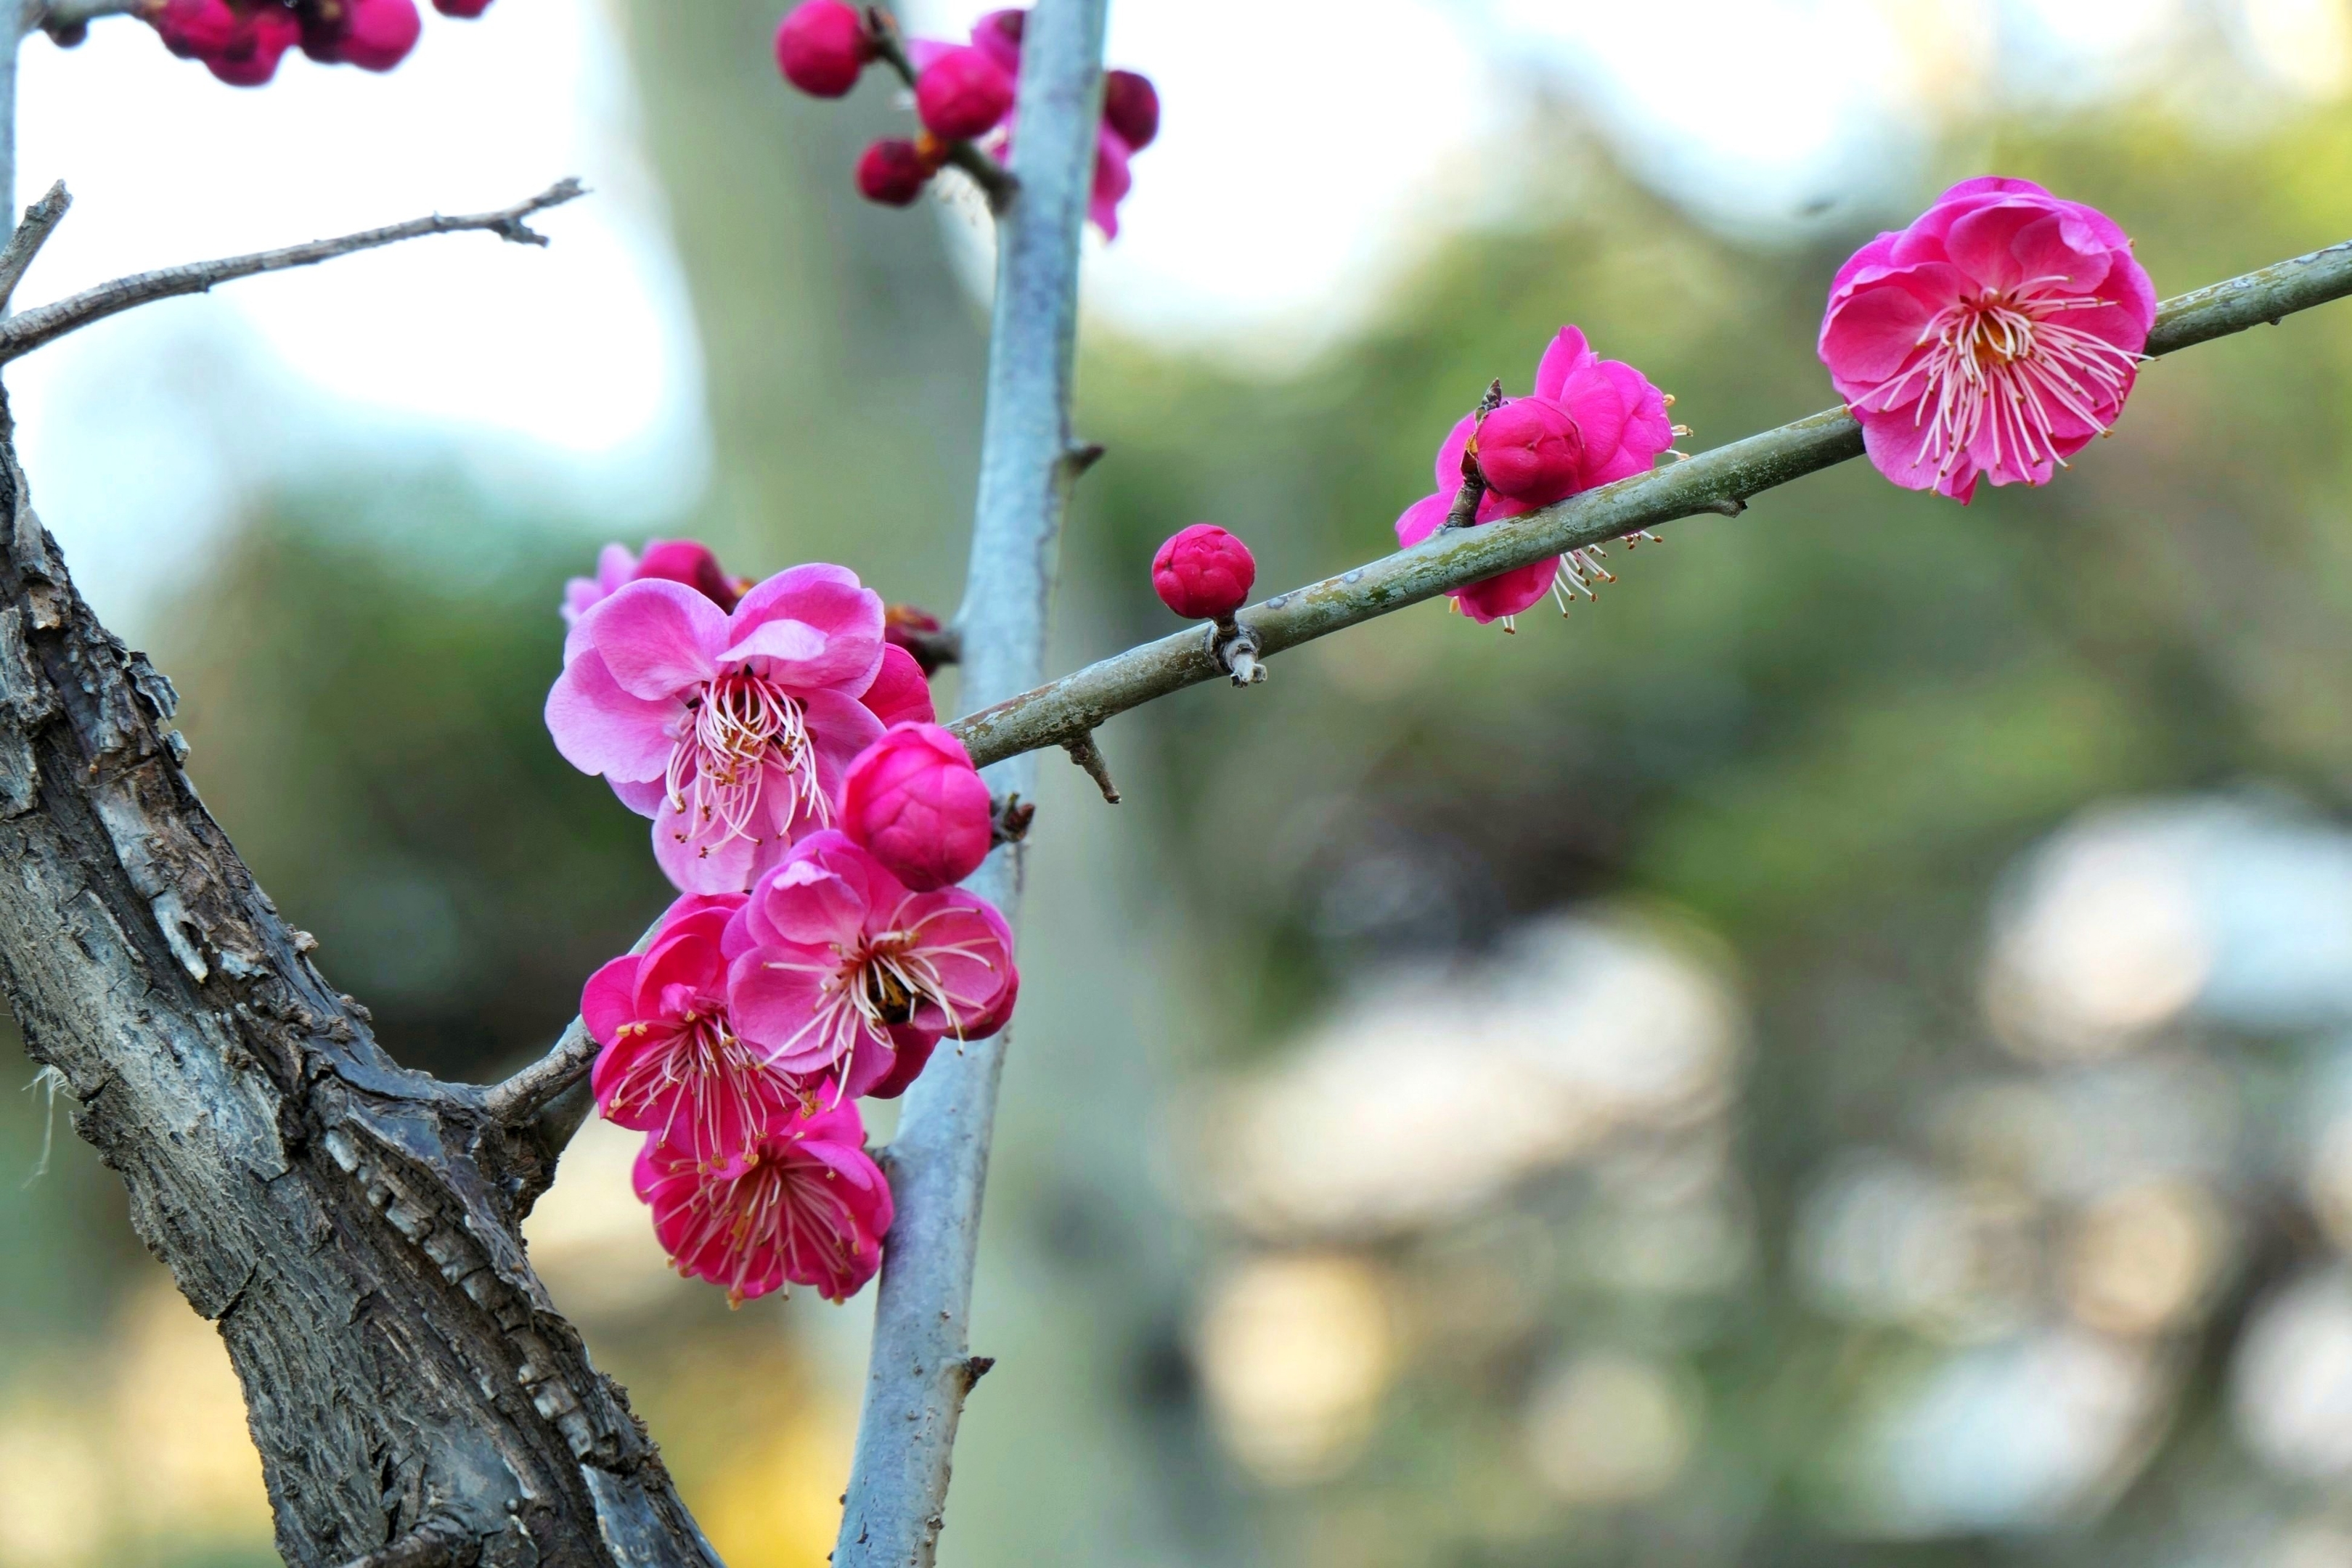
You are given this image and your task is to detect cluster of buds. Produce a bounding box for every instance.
[141,0,490,87]
[774,2,1159,235]
[547,541,1019,1303]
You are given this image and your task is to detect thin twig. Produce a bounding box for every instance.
[834,4,1105,1563]
[0,179,66,314]
[948,235,2352,771]
[23,0,144,32]
[1441,378,1504,529]
[0,177,587,363]
[481,1018,596,1125]
[864,15,1021,213]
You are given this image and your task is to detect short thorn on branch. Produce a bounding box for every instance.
[1441,378,1505,530]
[0,181,71,315]
[1061,730,1122,804]
[989,792,1035,848]
[1208,616,1267,687]
[0,177,589,364]
[1064,441,1106,478]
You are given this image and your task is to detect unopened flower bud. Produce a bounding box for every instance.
[915,45,1013,141]
[856,139,935,207]
[1103,70,1159,150]
[433,0,494,15]
[1475,398,1585,505]
[1151,523,1256,622]
[839,724,995,893]
[334,0,422,71]
[634,540,746,613]
[775,0,870,98]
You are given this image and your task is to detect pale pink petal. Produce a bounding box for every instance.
[582,579,729,700]
[653,793,764,895]
[726,942,841,1060]
[546,650,681,782]
[726,565,885,693]
[610,776,667,818]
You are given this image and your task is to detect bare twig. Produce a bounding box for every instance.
[834,4,1106,1563]
[1441,377,1504,529]
[481,1018,596,1125]
[0,179,66,313]
[1061,730,1120,802]
[989,792,1035,846]
[0,177,587,363]
[864,13,1021,213]
[948,235,2352,771]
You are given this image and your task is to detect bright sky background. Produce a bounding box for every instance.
[8,0,2348,628]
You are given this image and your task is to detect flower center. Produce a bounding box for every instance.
[672,1153,860,1307]
[608,1008,784,1154]
[666,671,828,849]
[1884,280,2141,480]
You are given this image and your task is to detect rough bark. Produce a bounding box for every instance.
[0,393,720,1567]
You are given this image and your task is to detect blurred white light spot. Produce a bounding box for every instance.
[1196,1253,1395,1485]
[1858,1329,2165,1534]
[1523,1351,1702,1507]
[2236,0,2352,95]
[1199,913,1742,1238]
[2062,1180,2224,1339]
[1985,827,2209,1061]
[1794,1153,2032,1338]
[2233,1269,2352,1479]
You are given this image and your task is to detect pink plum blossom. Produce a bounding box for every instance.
[546,565,926,894]
[562,538,747,626]
[724,831,1017,1103]
[1393,325,1675,626]
[775,0,871,98]
[839,724,994,892]
[1819,176,2155,504]
[634,1101,893,1304]
[584,892,807,1164]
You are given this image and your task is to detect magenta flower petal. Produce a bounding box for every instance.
[581,955,640,1046]
[893,891,1016,1037]
[1531,324,1595,403]
[1395,491,1450,550]
[581,579,730,700]
[859,643,937,728]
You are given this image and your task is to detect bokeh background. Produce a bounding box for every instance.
[5,1,2352,1564]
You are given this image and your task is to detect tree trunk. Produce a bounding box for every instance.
[0,396,718,1567]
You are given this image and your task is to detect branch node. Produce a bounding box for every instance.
[963,1355,997,1390]
[481,1020,596,1126]
[1060,731,1121,804]
[1208,617,1267,687]
[1702,495,1747,518]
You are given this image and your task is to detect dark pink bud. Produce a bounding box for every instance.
[915,46,1014,141]
[150,0,240,58]
[335,0,422,70]
[1102,70,1158,150]
[1151,523,1256,621]
[633,540,746,613]
[839,724,995,893]
[856,139,934,206]
[775,0,870,97]
[433,0,494,15]
[1475,398,1585,505]
[972,7,1024,71]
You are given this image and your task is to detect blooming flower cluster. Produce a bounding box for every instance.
[144,0,489,86]
[774,1,1158,236]
[549,540,1017,1303]
[1394,324,1678,628]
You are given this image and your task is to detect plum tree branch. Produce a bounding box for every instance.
[0,178,66,311]
[834,1,1106,1563]
[0,177,586,362]
[947,235,2352,772]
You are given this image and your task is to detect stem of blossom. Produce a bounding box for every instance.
[946,234,2352,772]
[1061,729,1121,802]
[1440,378,1504,530]
[0,179,587,362]
[863,11,1021,213]
[988,791,1035,846]
[0,179,65,313]
[834,4,1106,1564]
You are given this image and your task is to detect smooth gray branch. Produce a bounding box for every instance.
[0,178,65,312]
[948,235,2352,772]
[835,2,1107,1564]
[0,177,586,363]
